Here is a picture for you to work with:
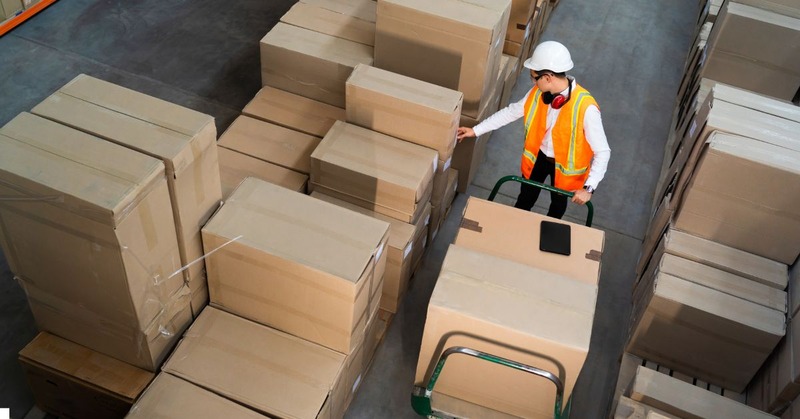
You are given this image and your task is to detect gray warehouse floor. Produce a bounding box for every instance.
[0,0,698,418]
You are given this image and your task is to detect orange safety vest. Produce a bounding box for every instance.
[521,83,598,191]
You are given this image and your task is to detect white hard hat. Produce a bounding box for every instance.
[524,41,574,73]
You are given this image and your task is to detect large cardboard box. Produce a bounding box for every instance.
[18,333,154,419]
[217,115,321,175]
[627,271,785,392]
[374,0,511,118]
[310,120,437,223]
[738,0,800,19]
[281,1,375,46]
[674,131,800,264]
[242,86,345,138]
[0,113,191,371]
[346,64,462,160]
[162,307,348,419]
[127,373,267,419]
[499,55,519,109]
[454,197,604,285]
[301,0,377,22]
[428,167,459,244]
[260,22,373,107]
[0,0,22,20]
[218,148,308,198]
[627,366,775,418]
[748,315,800,413]
[31,74,221,317]
[202,178,389,354]
[416,245,596,418]
[506,0,539,43]
[311,191,429,313]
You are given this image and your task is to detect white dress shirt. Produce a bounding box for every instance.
[472,79,611,189]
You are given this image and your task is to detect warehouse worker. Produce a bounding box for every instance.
[457,41,610,219]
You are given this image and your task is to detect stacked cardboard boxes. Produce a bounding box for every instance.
[242,86,345,138]
[217,147,308,198]
[281,0,376,46]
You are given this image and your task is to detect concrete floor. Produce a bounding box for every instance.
[0,0,698,418]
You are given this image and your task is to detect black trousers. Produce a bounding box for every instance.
[514,150,568,219]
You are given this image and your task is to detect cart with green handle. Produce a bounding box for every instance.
[488,175,594,227]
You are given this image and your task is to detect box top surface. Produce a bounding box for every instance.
[707,131,800,175]
[261,22,373,68]
[204,177,389,283]
[380,0,509,41]
[0,112,165,226]
[347,64,463,115]
[163,307,345,419]
[242,86,345,138]
[300,0,377,22]
[128,373,267,419]
[218,148,308,194]
[455,197,605,285]
[311,121,437,192]
[19,332,154,400]
[431,245,596,350]
[710,81,800,124]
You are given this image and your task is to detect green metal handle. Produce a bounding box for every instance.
[487,175,594,227]
[412,346,566,418]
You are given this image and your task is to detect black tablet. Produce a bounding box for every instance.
[540,220,571,256]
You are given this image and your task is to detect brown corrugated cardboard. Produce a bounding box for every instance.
[242,86,345,138]
[738,0,800,19]
[311,191,430,313]
[416,245,596,418]
[310,120,437,223]
[18,333,154,419]
[710,81,800,123]
[428,169,459,244]
[127,373,267,419]
[454,197,604,285]
[627,273,785,392]
[499,55,519,109]
[162,307,348,419]
[345,64,463,160]
[374,0,511,118]
[217,115,320,175]
[506,0,538,43]
[658,228,788,289]
[301,0,377,22]
[202,178,389,354]
[218,148,308,198]
[614,396,680,419]
[674,132,800,264]
[0,0,22,19]
[260,22,374,107]
[30,74,222,318]
[431,157,452,208]
[752,314,800,413]
[628,366,776,418]
[0,113,191,371]
[282,2,375,46]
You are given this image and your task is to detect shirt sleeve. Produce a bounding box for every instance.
[472,90,529,137]
[583,104,611,190]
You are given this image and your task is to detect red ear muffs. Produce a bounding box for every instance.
[542,81,573,110]
[550,94,567,109]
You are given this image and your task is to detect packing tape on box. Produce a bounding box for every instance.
[459,217,482,233]
[167,234,242,280]
[585,249,602,262]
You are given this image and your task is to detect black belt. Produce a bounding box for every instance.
[544,156,555,163]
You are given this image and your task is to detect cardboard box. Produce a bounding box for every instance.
[242,86,345,138]
[127,373,267,419]
[163,307,348,419]
[428,168,459,244]
[614,396,680,419]
[674,132,800,264]
[454,197,604,286]
[0,0,22,20]
[260,22,374,107]
[627,366,775,418]
[345,64,463,160]
[506,0,538,43]
[310,120,437,223]
[282,1,375,46]
[430,157,453,209]
[202,178,389,354]
[627,272,785,392]
[218,148,308,198]
[18,333,154,419]
[0,113,191,371]
[749,314,800,413]
[415,245,596,418]
[499,55,519,109]
[374,0,511,118]
[311,191,430,313]
[217,115,321,175]
[738,0,800,19]
[301,0,377,22]
[790,262,800,319]
[31,74,221,318]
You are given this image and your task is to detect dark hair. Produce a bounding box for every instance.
[537,70,567,79]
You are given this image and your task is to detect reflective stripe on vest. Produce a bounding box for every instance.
[556,91,592,176]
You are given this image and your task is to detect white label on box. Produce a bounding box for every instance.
[375,243,385,262]
[443,157,452,171]
[689,120,698,139]
[432,156,438,172]
[403,242,413,260]
[0,409,8,419]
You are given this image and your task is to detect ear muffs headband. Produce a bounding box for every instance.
[542,80,573,110]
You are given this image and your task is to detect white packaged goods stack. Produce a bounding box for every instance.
[30,74,223,317]
[0,112,192,371]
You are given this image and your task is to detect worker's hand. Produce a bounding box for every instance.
[571,189,592,205]
[457,127,476,142]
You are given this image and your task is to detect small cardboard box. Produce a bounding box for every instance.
[217,115,321,175]
[202,178,389,354]
[242,86,345,138]
[260,22,373,107]
[218,148,308,198]
[416,245,596,418]
[310,120,437,223]
[0,113,191,371]
[18,333,154,419]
